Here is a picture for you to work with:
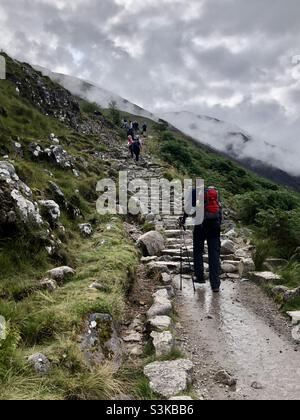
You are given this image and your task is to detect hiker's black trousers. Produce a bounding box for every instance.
[193,220,221,289]
[134,150,140,162]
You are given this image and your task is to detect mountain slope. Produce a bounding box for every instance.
[36,67,300,191]
[35,66,159,122]
[162,111,300,192]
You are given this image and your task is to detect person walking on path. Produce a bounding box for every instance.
[142,122,147,136]
[179,186,222,293]
[128,135,134,158]
[132,136,142,162]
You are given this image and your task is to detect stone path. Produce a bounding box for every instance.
[118,149,300,400]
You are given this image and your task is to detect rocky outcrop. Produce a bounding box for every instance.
[0,161,43,233]
[38,200,60,225]
[144,359,194,398]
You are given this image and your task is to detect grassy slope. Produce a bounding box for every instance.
[0,74,139,399]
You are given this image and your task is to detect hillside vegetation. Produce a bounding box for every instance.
[0,55,138,399]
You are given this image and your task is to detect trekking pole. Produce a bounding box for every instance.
[182,227,196,293]
[180,226,183,291]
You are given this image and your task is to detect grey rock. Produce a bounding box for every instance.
[89,282,106,292]
[79,223,93,237]
[80,313,123,371]
[287,311,300,325]
[144,359,194,398]
[263,258,287,272]
[38,200,60,224]
[249,271,282,284]
[151,331,175,357]
[251,381,264,390]
[221,240,235,255]
[292,325,300,343]
[46,266,75,283]
[238,258,255,277]
[138,231,165,256]
[0,315,6,341]
[148,316,172,332]
[11,189,43,225]
[283,287,300,302]
[122,332,143,343]
[28,353,51,375]
[147,301,172,318]
[221,263,238,274]
[39,278,58,293]
[214,370,236,387]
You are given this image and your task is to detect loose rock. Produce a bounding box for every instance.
[144,359,194,398]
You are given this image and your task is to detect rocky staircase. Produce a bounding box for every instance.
[117,148,300,398]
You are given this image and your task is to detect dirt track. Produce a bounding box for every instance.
[174,276,300,400]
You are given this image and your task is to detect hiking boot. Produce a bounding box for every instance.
[212,288,220,293]
[193,277,206,284]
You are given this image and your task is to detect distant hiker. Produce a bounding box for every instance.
[129,121,133,129]
[179,186,222,293]
[127,127,134,140]
[133,121,139,132]
[142,122,147,135]
[132,136,142,162]
[128,135,134,158]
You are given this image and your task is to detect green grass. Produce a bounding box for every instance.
[0,59,140,399]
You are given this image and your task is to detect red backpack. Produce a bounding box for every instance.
[204,187,221,220]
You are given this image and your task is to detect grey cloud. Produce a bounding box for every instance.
[0,0,300,168]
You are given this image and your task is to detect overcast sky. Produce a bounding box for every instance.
[1,0,300,157]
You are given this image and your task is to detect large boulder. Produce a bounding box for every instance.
[138,231,165,256]
[80,313,123,371]
[46,266,75,283]
[144,359,194,398]
[221,240,235,255]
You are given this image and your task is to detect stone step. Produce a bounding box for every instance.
[162,248,193,257]
[164,230,193,238]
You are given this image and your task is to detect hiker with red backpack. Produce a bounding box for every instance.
[179,186,222,293]
[128,134,134,158]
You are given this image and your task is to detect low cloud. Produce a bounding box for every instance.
[0,0,300,174]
